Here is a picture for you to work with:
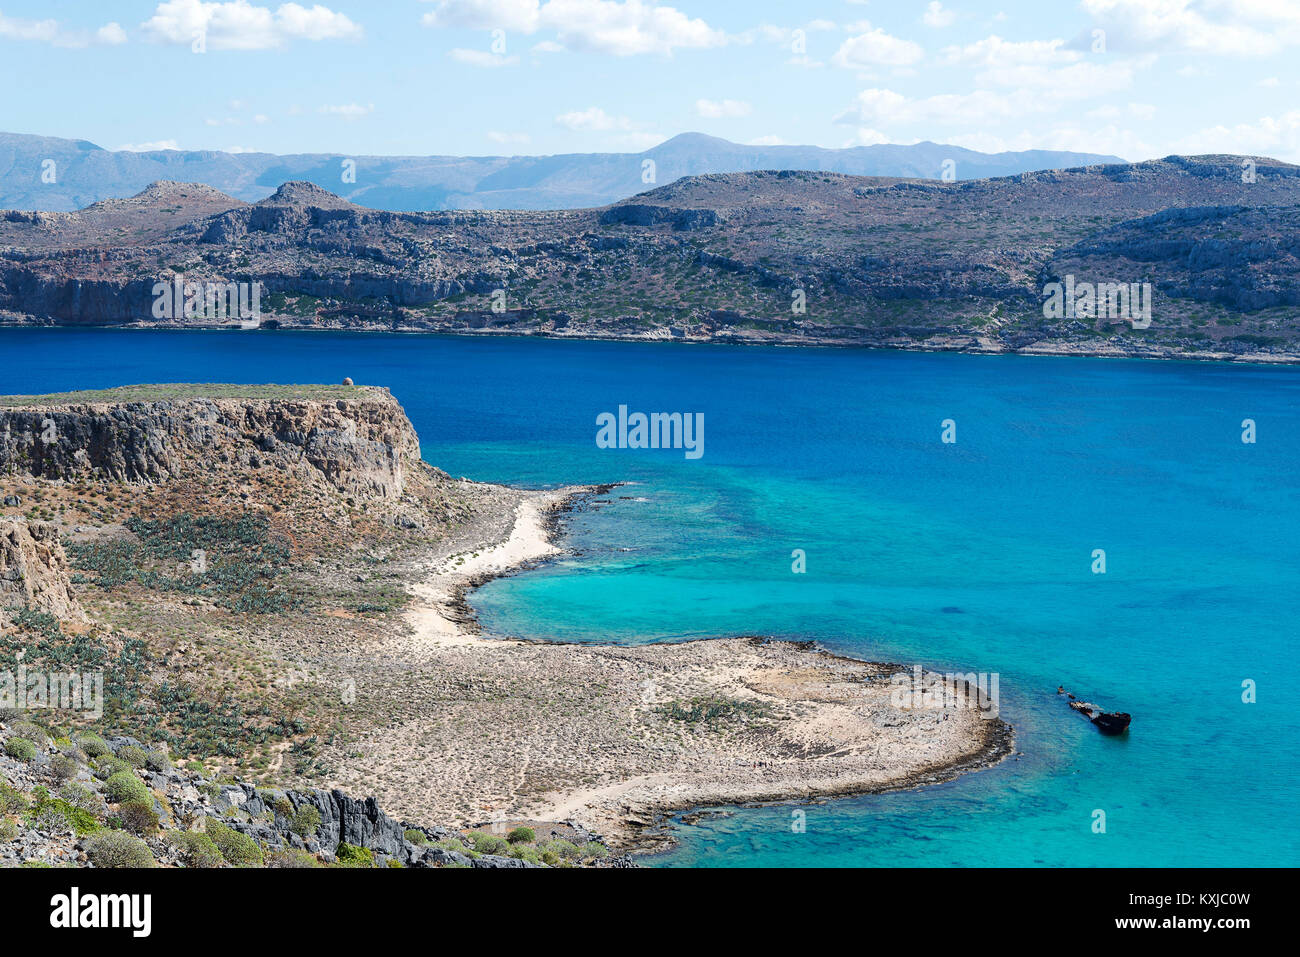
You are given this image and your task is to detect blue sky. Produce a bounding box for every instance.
[2,1,1299,161]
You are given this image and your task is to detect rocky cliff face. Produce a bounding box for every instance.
[0,387,421,504]
[0,517,85,624]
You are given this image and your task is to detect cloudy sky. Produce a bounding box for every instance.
[1,0,1298,161]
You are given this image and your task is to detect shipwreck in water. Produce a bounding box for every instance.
[1057,686,1132,735]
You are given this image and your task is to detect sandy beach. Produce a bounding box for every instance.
[320,484,1013,851]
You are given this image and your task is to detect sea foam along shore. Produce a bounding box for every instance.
[322,483,1014,852]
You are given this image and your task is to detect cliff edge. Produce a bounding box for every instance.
[0,384,421,505]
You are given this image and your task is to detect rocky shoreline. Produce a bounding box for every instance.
[381,482,1016,854]
[3,319,1297,366]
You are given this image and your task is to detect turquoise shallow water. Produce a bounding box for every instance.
[4,329,1298,867]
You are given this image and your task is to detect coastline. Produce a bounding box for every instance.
[1,321,1297,366]
[335,481,1015,854]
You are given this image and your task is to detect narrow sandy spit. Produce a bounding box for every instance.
[327,483,1013,853]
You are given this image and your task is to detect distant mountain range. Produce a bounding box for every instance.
[0,130,1124,212]
[2,154,1297,362]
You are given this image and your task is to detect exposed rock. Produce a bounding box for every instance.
[0,386,421,504]
[0,516,85,624]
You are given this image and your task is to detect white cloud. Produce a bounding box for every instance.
[748,135,787,145]
[847,128,893,147]
[696,98,751,118]
[922,2,955,28]
[1081,0,1300,56]
[422,0,725,56]
[832,24,924,68]
[97,23,129,45]
[116,139,181,151]
[1173,110,1300,161]
[0,13,128,47]
[942,34,1073,68]
[940,34,1144,101]
[555,106,632,130]
[615,131,668,150]
[421,0,541,32]
[318,102,374,120]
[835,87,1023,127]
[487,130,532,144]
[142,0,362,50]
[449,47,519,65]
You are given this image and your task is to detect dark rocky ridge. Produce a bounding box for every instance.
[1,155,1298,360]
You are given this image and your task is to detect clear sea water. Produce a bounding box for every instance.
[5,328,1297,867]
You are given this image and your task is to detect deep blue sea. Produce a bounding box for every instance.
[5,328,1297,867]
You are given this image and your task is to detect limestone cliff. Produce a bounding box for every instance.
[0,385,422,504]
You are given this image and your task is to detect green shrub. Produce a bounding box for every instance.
[0,817,18,842]
[9,722,47,746]
[273,796,293,819]
[104,771,149,805]
[93,755,132,779]
[171,831,222,868]
[31,797,99,837]
[267,847,320,868]
[386,858,404,868]
[206,819,263,867]
[60,783,100,813]
[404,829,427,846]
[85,831,154,868]
[508,844,542,864]
[506,826,535,844]
[580,841,607,859]
[75,733,110,759]
[290,804,321,838]
[50,754,79,783]
[544,838,582,861]
[115,745,149,768]
[333,842,374,868]
[0,783,28,814]
[435,837,467,854]
[144,750,171,772]
[118,800,159,836]
[4,738,37,762]
[466,831,509,855]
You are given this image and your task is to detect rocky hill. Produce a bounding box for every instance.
[0,130,1122,212]
[1,155,1298,360]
